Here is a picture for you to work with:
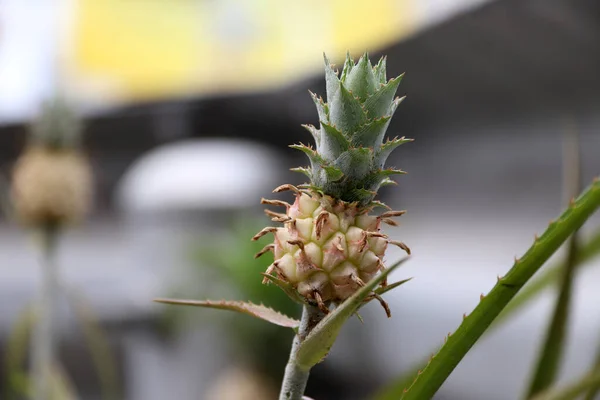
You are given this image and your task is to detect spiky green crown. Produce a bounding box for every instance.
[293,53,411,206]
[30,97,82,150]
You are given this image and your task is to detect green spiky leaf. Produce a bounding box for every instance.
[340,52,354,83]
[344,53,378,100]
[291,167,311,178]
[333,147,373,181]
[321,165,344,182]
[373,56,387,84]
[290,144,325,171]
[373,278,413,297]
[319,122,350,160]
[154,298,300,329]
[396,178,600,400]
[324,54,341,105]
[302,124,320,147]
[379,177,397,187]
[351,117,391,148]
[310,92,328,124]
[363,75,403,119]
[328,83,367,135]
[375,136,413,168]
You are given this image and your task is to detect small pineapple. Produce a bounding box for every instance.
[254,53,411,314]
[11,98,92,227]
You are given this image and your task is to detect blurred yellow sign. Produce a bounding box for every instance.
[69,0,414,102]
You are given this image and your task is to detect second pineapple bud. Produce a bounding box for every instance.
[11,98,92,227]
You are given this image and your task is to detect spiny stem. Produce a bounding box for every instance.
[399,178,600,400]
[279,305,325,400]
[31,224,60,400]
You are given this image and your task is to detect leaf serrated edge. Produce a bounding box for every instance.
[154,298,300,329]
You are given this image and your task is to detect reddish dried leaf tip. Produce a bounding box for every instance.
[252,227,278,241]
[480,293,485,301]
[380,210,407,218]
[153,298,300,328]
[382,218,399,226]
[287,239,305,249]
[261,198,291,209]
[255,244,274,259]
[389,240,411,255]
[314,212,329,240]
[313,291,329,314]
[366,288,391,318]
[273,184,300,193]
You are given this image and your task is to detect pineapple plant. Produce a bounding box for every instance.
[253,52,411,315]
[12,98,92,227]
[10,98,93,400]
[157,52,413,400]
[153,52,600,400]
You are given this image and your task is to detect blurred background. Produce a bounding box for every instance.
[1,0,600,399]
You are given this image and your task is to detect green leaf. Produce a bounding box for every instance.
[290,144,325,172]
[373,56,387,84]
[530,369,600,400]
[154,298,300,329]
[323,53,341,105]
[328,83,367,135]
[526,231,580,397]
[295,257,409,369]
[584,335,600,400]
[374,226,600,400]
[375,135,413,168]
[319,122,350,161]
[397,178,600,400]
[351,117,391,148]
[344,53,378,100]
[309,92,328,124]
[321,165,344,182]
[302,124,320,147]
[498,227,600,324]
[371,278,413,297]
[334,147,373,181]
[291,167,311,178]
[379,178,397,187]
[350,188,377,201]
[363,75,403,119]
[340,51,354,83]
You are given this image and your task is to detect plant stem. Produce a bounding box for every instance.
[398,178,600,400]
[525,122,581,398]
[583,334,600,400]
[279,305,325,400]
[530,369,600,400]
[31,224,60,400]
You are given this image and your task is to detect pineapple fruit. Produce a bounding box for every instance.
[254,53,411,315]
[11,98,92,227]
